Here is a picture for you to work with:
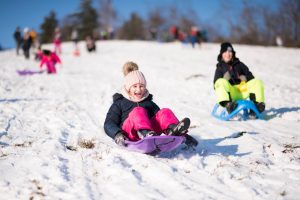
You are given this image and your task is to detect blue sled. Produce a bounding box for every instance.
[212,100,263,121]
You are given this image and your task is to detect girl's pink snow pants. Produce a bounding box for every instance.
[122,107,179,141]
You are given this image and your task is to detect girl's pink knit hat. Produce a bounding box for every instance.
[124,70,147,91]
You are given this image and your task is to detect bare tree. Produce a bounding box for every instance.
[147,8,165,29]
[146,8,166,40]
[219,0,299,47]
[98,0,117,31]
[230,1,265,45]
[277,0,300,46]
[60,13,80,41]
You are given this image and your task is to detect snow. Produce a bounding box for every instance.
[0,40,300,200]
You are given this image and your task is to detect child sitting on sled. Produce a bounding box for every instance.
[104,61,198,147]
[39,49,61,74]
[213,42,265,118]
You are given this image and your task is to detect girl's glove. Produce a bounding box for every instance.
[114,132,128,146]
[223,71,231,81]
[237,81,248,92]
[239,75,247,82]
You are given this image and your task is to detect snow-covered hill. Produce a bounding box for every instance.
[0,41,300,200]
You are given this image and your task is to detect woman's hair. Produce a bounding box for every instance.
[123,61,139,76]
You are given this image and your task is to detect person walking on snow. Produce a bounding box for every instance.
[71,29,80,56]
[53,27,62,55]
[213,42,265,118]
[39,49,61,74]
[22,27,32,59]
[13,27,22,55]
[104,61,198,147]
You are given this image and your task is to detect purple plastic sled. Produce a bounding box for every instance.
[124,135,186,155]
[17,70,43,76]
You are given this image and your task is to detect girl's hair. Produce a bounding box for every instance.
[42,49,51,56]
[123,61,139,76]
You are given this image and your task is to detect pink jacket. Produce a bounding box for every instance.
[39,53,61,69]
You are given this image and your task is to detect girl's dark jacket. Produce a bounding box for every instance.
[213,57,254,86]
[104,93,160,139]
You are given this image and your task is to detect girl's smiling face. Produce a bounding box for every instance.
[129,83,146,101]
[222,50,233,63]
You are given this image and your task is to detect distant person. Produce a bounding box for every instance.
[149,27,157,40]
[71,29,80,56]
[13,27,23,55]
[100,30,108,40]
[104,61,198,147]
[39,49,61,74]
[213,42,265,118]
[22,27,32,59]
[108,26,114,39]
[169,25,179,41]
[53,27,62,55]
[169,25,186,42]
[71,29,79,46]
[30,28,38,49]
[276,35,283,47]
[189,26,201,48]
[195,27,204,45]
[86,36,96,52]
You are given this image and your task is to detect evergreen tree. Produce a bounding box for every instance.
[78,0,98,39]
[40,11,58,44]
[119,13,145,40]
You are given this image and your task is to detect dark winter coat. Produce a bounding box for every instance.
[22,36,32,51]
[14,31,22,43]
[104,93,160,139]
[213,58,254,86]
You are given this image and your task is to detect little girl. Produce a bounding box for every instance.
[39,50,61,74]
[104,61,198,147]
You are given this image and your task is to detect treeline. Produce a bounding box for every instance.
[39,0,300,47]
[223,0,300,47]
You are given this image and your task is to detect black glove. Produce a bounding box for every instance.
[114,132,128,146]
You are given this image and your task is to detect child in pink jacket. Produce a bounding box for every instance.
[39,50,61,74]
[104,61,198,147]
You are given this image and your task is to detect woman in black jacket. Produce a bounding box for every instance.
[213,42,265,117]
[104,61,197,147]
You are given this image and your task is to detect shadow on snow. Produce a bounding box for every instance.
[0,98,46,103]
[158,132,258,159]
[263,106,300,120]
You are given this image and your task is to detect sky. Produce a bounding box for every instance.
[0,0,278,49]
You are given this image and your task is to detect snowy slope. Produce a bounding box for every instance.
[0,41,300,200]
